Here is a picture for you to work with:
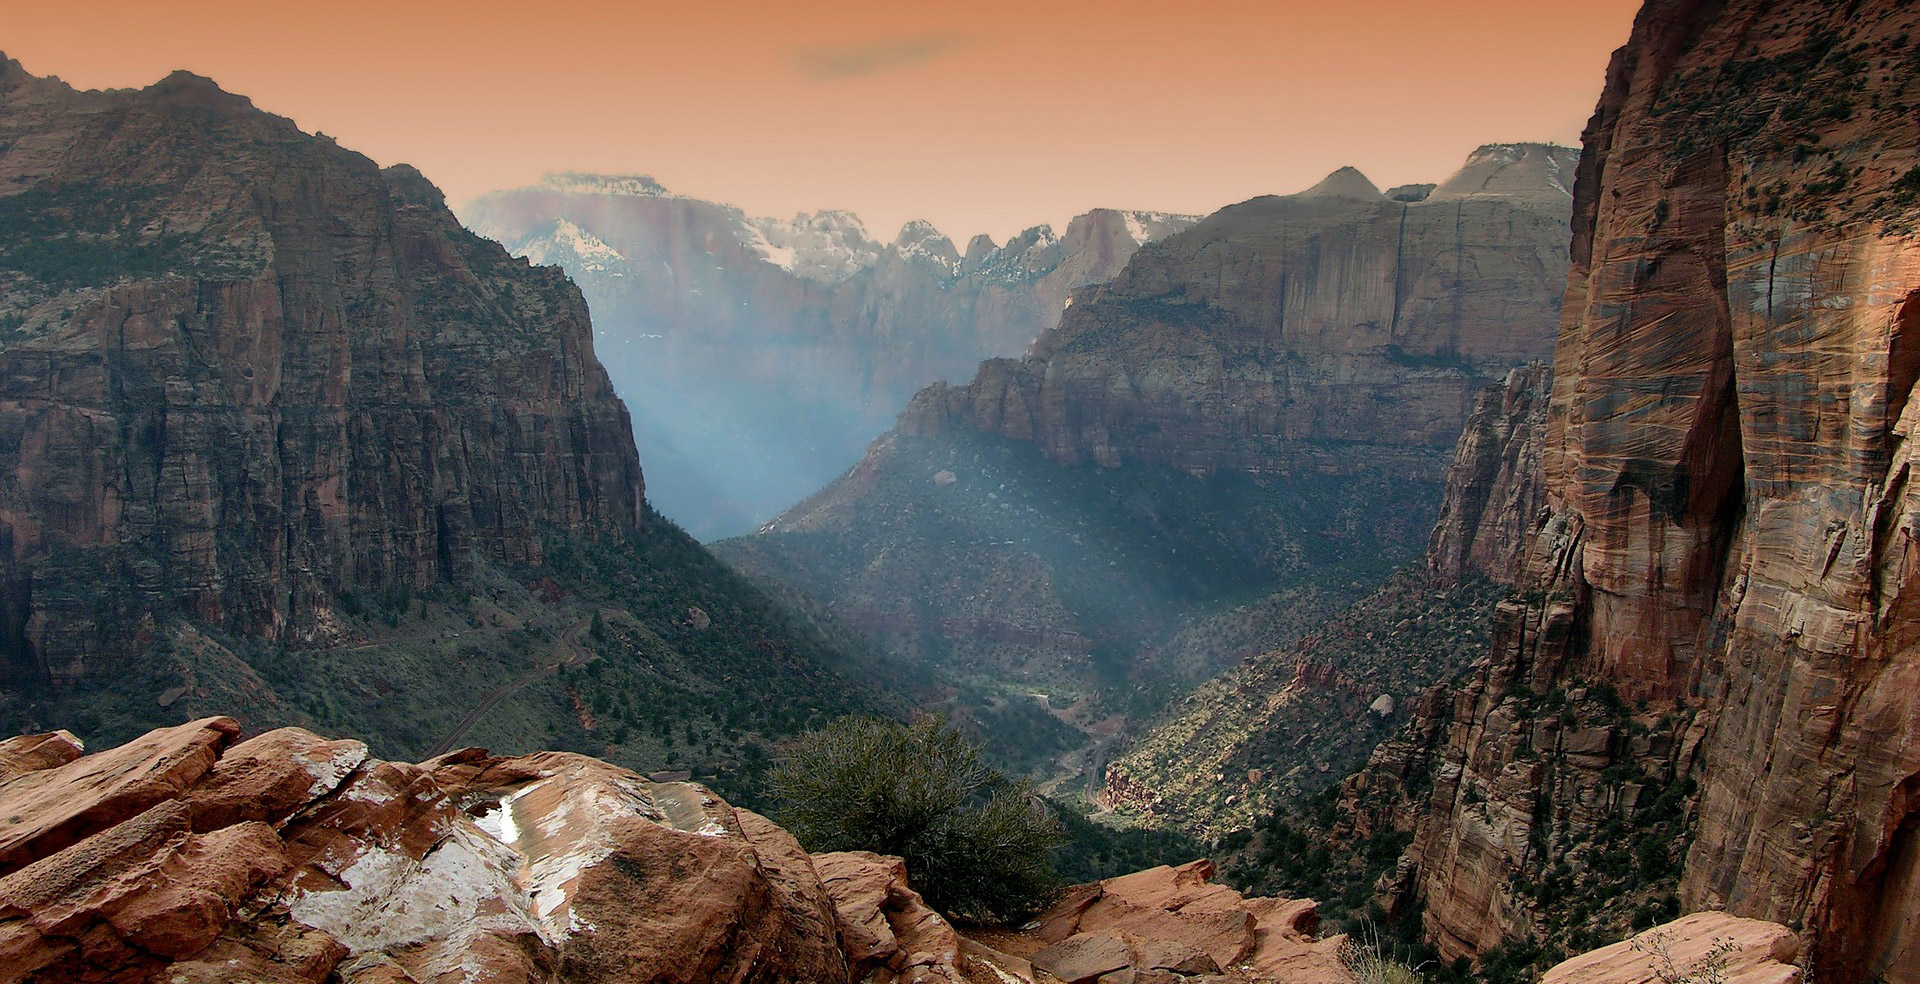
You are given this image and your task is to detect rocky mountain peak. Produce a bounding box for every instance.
[381,163,446,208]
[890,218,961,268]
[1299,165,1384,200]
[748,209,883,282]
[963,233,999,265]
[1431,141,1578,202]
[0,52,33,86]
[892,217,946,247]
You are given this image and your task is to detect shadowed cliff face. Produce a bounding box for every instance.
[460,179,1198,539]
[718,147,1573,736]
[0,61,645,684]
[1322,1,1920,978]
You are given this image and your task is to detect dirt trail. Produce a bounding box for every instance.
[424,614,595,758]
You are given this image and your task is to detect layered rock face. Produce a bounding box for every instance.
[896,145,1576,477]
[1329,2,1920,979]
[1424,365,1552,585]
[460,176,1196,538]
[0,60,642,685]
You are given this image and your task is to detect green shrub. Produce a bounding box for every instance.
[771,715,1064,924]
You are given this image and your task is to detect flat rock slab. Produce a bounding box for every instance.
[1541,913,1800,984]
[1032,931,1134,984]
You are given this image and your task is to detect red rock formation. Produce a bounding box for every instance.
[0,60,642,685]
[1016,860,1353,984]
[1336,2,1920,979]
[1540,913,1800,984]
[0,718,860,984]
[814,851,965,984]
[0,718,1383,984]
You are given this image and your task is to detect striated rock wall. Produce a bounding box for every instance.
[0,61,642,685]
[1337,2,1920,979]
[1426,364,1552,586]
[896,146,1576,479]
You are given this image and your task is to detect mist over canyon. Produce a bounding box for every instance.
[0,1,1916,982]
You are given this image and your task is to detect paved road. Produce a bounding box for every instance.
[423,614,595,758]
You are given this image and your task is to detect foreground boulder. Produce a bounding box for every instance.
[979,860,1354,984]
[814,851,964,984]
[1540,913,1800,984]
[0,718,849,984]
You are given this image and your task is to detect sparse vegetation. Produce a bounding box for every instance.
[1343,922,1428,984]
[771,715,1064,925]
[1631,932,1738,984]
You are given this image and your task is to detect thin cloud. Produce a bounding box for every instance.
[793,32,979,81]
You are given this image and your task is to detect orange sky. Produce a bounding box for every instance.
[3,1,1642,242]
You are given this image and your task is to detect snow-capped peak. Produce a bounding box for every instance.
[512,219,627,275]
[539,173,683,199]
[742,210,884,283]
[892,219,961,274]
[1116,210,1202,245]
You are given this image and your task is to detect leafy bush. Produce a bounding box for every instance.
[771,715,1064,924]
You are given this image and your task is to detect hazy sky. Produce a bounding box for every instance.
[4,0,1642,243]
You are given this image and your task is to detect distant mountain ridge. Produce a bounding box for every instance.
[459,176,1200,538]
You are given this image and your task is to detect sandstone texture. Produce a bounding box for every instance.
[0,717,851,984]
[979,860,1354,984]
[461,177,1196,538]
[814,850,966,984]
[1425,365,1552,585]
[0,58,642,687]
[1322,2,1920,980]
[1540,913,1800,984]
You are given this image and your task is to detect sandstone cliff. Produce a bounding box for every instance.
[0,60,883,787]
[1305,2,1920,979]
[893,145,1576,476]
[460,177,1197,538]
[0,60,639,685]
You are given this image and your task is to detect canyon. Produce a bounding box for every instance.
[461,178,1197,539]
[1100,0,1920,980]
[715,144,1576,788]
[5,0,1918,977]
